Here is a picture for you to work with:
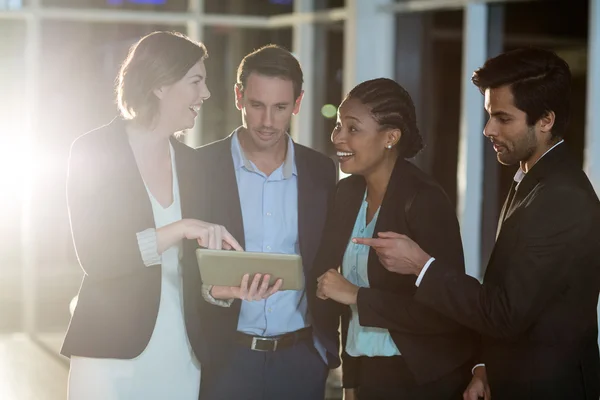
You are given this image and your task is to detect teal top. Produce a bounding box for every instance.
[342,190,401,357]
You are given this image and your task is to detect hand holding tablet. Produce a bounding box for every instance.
[196,249,305,292]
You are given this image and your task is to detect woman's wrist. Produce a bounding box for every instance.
[210,285,235,300]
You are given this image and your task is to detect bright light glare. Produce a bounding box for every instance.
[0,133,35,200]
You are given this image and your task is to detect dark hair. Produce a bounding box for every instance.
[117,31,208,127]
[236,44,303,100]
[345,78,423,159]
[472,48,571,139]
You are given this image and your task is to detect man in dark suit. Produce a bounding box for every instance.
[355,48,600,400]
[195,45,338,400]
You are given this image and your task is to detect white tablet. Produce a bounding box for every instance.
[196,249,305,291]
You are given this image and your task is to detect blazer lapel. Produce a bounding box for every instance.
[368,159,416,280]
[496,179,517,239]
[109,120,155,232]
[339,179,366,246]
[296,146,332,273]
[213,137,246,249]
[503,143,569,223]
[170,138,196,221]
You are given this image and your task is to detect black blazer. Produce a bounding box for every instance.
[310,158,477,387]
[61,118,208,364]
[416,143,600,399]
[194,134,337,371]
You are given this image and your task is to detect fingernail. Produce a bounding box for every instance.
[352,238,357,243]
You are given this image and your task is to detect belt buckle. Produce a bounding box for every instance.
[251,337,278,352]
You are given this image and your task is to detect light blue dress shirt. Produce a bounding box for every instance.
[342,191,401,357]
[231,130,310,338]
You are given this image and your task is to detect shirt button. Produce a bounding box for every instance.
[266,212,272,217]
[268,308,273,313]
[266,245,271,251]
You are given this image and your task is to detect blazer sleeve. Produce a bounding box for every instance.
[67,137,155,281]
[415,185,598,339]
[356,183,466,334]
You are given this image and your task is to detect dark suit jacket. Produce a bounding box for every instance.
[309,157,477,388]
[61,118,208,364]
[416,143,600,399]
[194,134,337,372]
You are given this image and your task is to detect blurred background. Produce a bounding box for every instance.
[0,0,598,399]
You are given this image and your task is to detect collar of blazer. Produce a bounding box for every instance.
[511,142,570,203]
[96,116,200,221]
[335,157,424,257]
[504,142,571,221]
[199,132,327,272]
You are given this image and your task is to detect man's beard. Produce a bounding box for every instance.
[497,125,537,166]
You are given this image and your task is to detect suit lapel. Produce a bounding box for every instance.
[335,177,365,257]
[170,137,196,220]
[503,143,569,224]
[109,120,155,232]
[496,180,517,239]
[296,146,331,273]
[214,137,245,249]
[368,159,416,281]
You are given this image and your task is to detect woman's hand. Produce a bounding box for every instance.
[181,219,243,250]
[316,269,359,305]
[157,219,243,254]
[211,273,283,301]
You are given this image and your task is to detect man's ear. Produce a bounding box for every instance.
[292,90,305,115]
[539,110,556,135]
[234,83,243,111]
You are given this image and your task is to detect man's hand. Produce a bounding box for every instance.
[316,269,359,305]
[463,366,491,400]
[352,231,431,276]
[211,273,283,301]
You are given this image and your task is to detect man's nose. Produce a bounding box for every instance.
[262,109,273,127]
[483,120,496,138]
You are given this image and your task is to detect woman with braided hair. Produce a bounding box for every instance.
[310,78,476,399]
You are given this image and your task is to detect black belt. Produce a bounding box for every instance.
[235,327,313,352]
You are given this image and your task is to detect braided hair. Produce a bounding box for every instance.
[345,78,423,158]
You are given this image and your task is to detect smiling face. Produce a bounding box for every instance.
[235,72,303,153]
[331,97,400,176]
[154,60,211,132]
[483,85,547,167]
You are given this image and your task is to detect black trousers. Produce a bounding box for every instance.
[201,340,329,400]
[355,356,471,400]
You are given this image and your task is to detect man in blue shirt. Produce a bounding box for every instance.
[196,45,338,400]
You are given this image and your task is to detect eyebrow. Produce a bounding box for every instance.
[489,111,513,118]
[343,115,362,123]
[189,74,204,80]
[248,99,291,107]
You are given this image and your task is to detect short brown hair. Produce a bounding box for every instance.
[117,31,208,127]
[236,44,303,100]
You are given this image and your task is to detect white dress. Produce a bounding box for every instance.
[68,145,201,400]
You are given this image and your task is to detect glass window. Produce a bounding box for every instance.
[41,0,189,12]
[205,0,293,16]
[0,20,27,333]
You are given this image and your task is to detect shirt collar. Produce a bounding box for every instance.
[513,139,564,184]
[231,127,297,179]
